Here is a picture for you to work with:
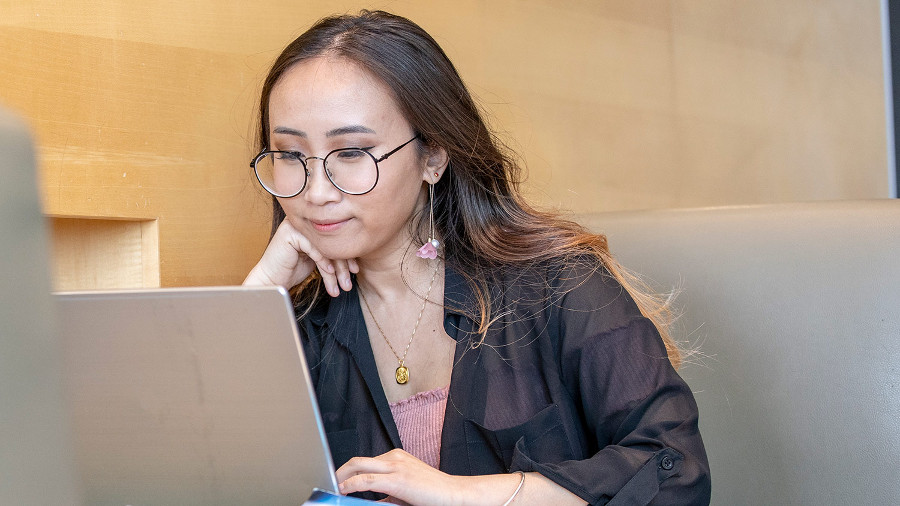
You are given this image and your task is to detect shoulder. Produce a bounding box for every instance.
[552,255,644,321]
[535,259,675,383]
[507,255,645,330]
[483,255,648,339]
[532,256,674,370]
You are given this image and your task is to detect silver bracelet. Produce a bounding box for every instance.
[501,471,526,506]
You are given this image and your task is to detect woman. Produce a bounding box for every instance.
[244,10,710,505]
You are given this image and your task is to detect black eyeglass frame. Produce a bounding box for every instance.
[250,135,420,197]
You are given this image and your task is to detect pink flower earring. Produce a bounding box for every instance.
[416,181,440,259]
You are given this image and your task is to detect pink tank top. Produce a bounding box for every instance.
[389,385,450,469]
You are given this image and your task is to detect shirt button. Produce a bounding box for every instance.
[660,455,674,471]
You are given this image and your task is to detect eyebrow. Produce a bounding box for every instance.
[272,125,377,138]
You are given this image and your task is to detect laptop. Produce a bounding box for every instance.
[1,105,82,505]
[55,286,362,505]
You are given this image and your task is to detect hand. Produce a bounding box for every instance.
[336,449,465,506]
[243,219,358,296]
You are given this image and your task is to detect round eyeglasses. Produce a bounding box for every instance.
[251,136,419,197]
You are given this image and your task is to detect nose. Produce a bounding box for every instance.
[302,157,342,205]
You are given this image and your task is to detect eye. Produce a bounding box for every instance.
[275,151,304,163]
[334,149,368,161]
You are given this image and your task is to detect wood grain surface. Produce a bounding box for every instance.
[0,1,889,287]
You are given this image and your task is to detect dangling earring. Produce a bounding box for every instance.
[416,182,440,259]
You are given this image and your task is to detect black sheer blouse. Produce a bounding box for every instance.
[299,260,711,505]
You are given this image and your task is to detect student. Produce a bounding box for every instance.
[244,10,710,505]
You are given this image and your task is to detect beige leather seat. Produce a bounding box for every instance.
[580,201,900,505]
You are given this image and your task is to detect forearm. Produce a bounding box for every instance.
[337,450,587,506]
[456,472,586,506]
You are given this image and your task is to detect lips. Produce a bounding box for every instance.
[308,218,351,233]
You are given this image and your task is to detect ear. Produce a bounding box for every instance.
[421,144,449,184]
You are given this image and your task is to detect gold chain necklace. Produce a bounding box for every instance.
[358,263,440,384]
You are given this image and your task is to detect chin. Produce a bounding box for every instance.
[309,236,362,262]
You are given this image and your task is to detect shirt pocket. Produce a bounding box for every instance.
[463,403,575,475]
[325,428,358,469]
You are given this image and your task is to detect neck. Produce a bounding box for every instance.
[356,247,441,304]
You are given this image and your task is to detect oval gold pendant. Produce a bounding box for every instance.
[395,365,409,384]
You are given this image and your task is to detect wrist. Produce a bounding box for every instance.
[502,471,525,506]
[243,265,276,287]
[456,473,526,506]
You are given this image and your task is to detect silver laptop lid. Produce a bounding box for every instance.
[55,286,339,505]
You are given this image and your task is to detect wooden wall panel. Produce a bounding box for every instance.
[0,23,273,287]
[0,1,889,287]
[416,0,889,211]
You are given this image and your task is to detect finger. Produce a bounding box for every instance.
[308,257,339,297]
[284,232,341,297]
[333,260,354,292]
[318,267,340,297]
[335,456,398,483]
[340,472,397,497]
[348,258,360,274]
[378,496,410,506]
[286,232,329,271]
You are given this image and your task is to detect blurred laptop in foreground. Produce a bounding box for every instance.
[0,106,82,504]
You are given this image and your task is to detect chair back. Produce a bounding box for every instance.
[580,201,900,504]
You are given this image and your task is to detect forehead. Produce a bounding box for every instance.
[269,56,405,133]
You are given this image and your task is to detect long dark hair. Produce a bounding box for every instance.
[257,10,680,365]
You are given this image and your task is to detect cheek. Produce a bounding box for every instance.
[381,157,428,199]
[359,181,426,234]
[275,197,301,218]
[364,187,422,227]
